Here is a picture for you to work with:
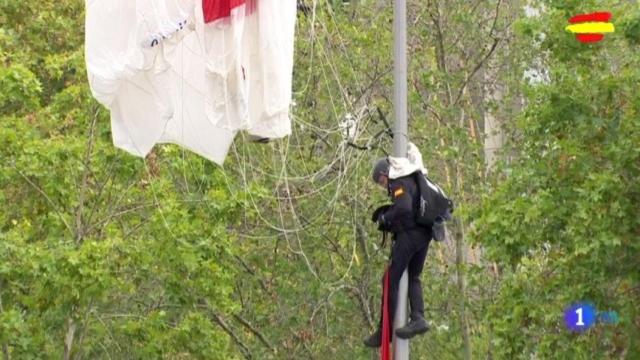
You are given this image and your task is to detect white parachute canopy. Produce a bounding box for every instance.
[388,142,428,179]
[85,0,297,164]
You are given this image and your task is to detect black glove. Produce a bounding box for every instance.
[371,205,390,223]
[371,205,391,231]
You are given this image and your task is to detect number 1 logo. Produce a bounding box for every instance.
[575,307,585,326]
[565,303,596,332]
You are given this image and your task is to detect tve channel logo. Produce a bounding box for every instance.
[564,302,619,332]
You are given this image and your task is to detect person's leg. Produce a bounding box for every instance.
[395,230,431,339]
[366,235,413,348]
[407,241,429,318]
[385,234,413,328]
[374,233,413,329]
[366,232,424,347]
[376,271,386,330]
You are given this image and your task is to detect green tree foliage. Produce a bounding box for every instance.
[472,0,640,358]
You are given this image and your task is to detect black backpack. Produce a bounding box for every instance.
[412,171,454,228]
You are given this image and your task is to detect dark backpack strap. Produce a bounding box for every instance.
[380,231,388,248]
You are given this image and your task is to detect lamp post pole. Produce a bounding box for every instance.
[392,0,409,359]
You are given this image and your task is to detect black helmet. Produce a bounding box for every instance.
[371,157,390,183]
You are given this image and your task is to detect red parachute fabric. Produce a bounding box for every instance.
[381,267,391,360]
[203,0,246,23]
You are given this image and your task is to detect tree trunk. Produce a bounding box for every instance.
[455,218,472,360]
[483,70,504,170]
[484,0,522,170]
[456,110,472,360]
[63,318,76,360]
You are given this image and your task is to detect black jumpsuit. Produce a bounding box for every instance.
[377,174,432,331]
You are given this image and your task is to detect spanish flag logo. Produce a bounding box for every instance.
[565,12,615,43]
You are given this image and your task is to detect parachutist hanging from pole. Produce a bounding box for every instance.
[363,158,431,348]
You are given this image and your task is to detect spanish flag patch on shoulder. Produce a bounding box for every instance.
[394,187,404,197]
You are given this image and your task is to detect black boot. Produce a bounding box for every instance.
[363,329,381,348]
[395,315,429,339]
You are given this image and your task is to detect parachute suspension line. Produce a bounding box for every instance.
[142,157,178,241]
[315,10,356,115]
[283,99,377,285]
[230,132,344,181]
[234,144,345,245]
[292,0,318,98]
[227,137,383,281]
[327,140,373,286]
[311,3,397,156]
[211,135,375,280]
[178,28,191,196]
[85,0,381,288]
[228,140,343,234]
[230,126,376,284]
[276,136,319,279]
[156,0,391,284]
[226,17,361,235]
[226,133,358,281]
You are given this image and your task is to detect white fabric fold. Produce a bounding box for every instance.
[85,0,297,164]
[388,143,428,179]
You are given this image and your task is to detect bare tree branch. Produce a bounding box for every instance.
[452,36,500,107]
[232,314,276,352]
[452,0,504,107]
[75,107,99,245]
[233,255,272,295]
[11,166,73,234]
[63,317,76,360]
[211,311,253,359]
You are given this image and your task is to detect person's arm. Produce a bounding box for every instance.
[371,204,391,231]
[379,180,413,232]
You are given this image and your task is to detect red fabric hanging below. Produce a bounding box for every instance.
[203,0,251,23]
[381,267,391,360]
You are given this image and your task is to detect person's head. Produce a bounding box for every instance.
[371,157,390,188]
